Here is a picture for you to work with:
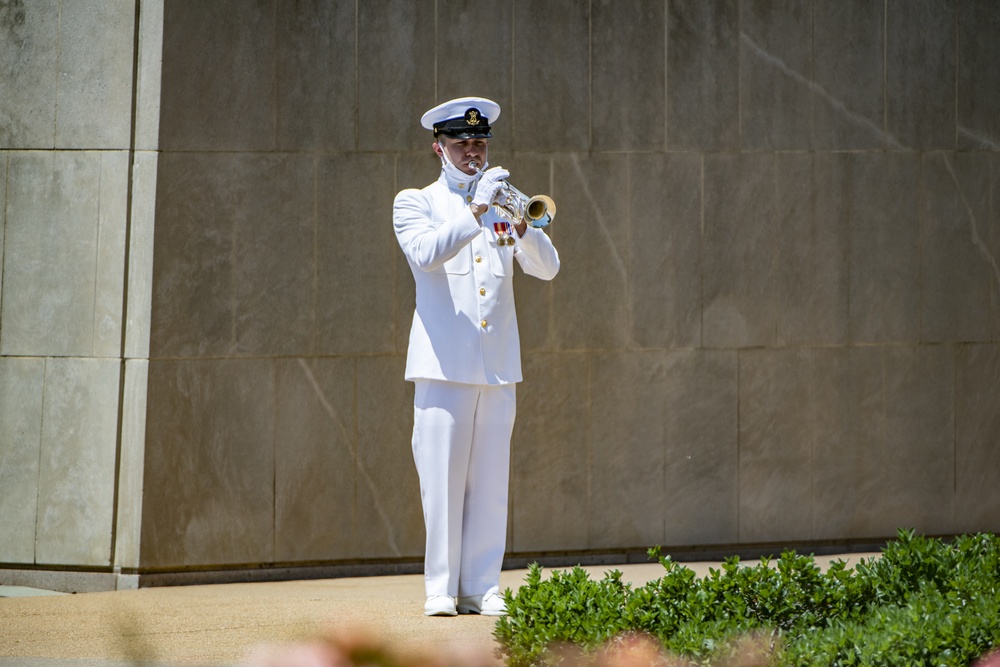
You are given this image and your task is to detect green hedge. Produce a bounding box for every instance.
[494,530,1000,667]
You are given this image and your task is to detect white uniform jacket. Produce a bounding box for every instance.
[394,171,560,385]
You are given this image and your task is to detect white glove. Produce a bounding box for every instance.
[471,166,510,208]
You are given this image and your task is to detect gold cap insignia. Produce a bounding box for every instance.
[465,109,480,126]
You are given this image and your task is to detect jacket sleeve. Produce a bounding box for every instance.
[393,188,481,272]
[513,226,561,281]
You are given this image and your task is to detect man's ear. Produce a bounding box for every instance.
[432,141,443,158]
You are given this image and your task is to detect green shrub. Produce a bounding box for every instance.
[494,530,1000,667]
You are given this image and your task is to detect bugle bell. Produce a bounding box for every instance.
[470,162,556,228]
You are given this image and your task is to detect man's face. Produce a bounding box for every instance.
[435,136,489,175]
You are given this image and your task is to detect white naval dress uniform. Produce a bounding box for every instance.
[393,168,560,600]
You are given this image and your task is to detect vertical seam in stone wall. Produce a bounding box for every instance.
[312,155,319,353]
[109,0,144,572]
[585,352,593,548]
[52,2,62,145]
[271,0,278,150]
[882,0,888,150]
[510,0,516,144]
[230,184,238,350]
[736,0,742,151]
[663,0,668,149]
[953,4,959,150]
[432,0,438,100]
[351,357,360,554]
[354,0,360,152]
[917,155,925,342]
[1,152,8,345]
[587,0,592,150]
[625,155,632,347]
[735,349,741,542]
[770,152,778,346]
[34,358,49,564]
[548,156,555,347]
[698,154,705,348]
[952,344,958,496]
[93,155,103,356]
[845,155,854,342]
[272,359,278,561]
[809,0,814,150]
[993,159,999,338]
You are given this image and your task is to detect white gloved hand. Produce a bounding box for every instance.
[471,166,510,208]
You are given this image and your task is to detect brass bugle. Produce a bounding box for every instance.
[470,162,556,228]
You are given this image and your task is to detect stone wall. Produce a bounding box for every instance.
[2,0,999,590]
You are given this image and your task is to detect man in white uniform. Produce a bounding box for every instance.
[393,97,560,616]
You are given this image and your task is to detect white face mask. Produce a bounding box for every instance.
[438,139,488,186]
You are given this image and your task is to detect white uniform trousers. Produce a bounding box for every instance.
[411,379,516,598]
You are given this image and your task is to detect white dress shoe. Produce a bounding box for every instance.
[424,595,457,616]
[457,592,507,616]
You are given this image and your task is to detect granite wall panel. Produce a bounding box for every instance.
[955,344,1000,534]
[35,358,121,566]
[879,346,955,535]
[0,357,45,563]
[510,352,591,553]
[663,350,738,546]
[589,351,668,550]
[159,0,276,151]
[0,0,59,148]
[2,150,99,356]
[357,0,435,152]
[775,153,850,346]
[848,153,921,343]
[592,0,665,152]
[886,0,956,150]
[628,153,702,349]
[233,154,316,356]
[274,357,357,562]
[921,152,995,343]
[355,356,424,559]
[141,359,275,568]
[739,346,888,543]
[809,347,885,541]
[958,0,1000,150]
[739,348,819,544]
[436,0,512,115]
[667,0,739,150]
[812,0,885,149]
[513,0,590,152]
[150,152,239,358]
[552,153,630,351]
[317,153,398,356]
[1,151,126,358]
[276,0,356,152]
[54,0,135,149]
[703,153,777,349]
[739,0,813,151]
